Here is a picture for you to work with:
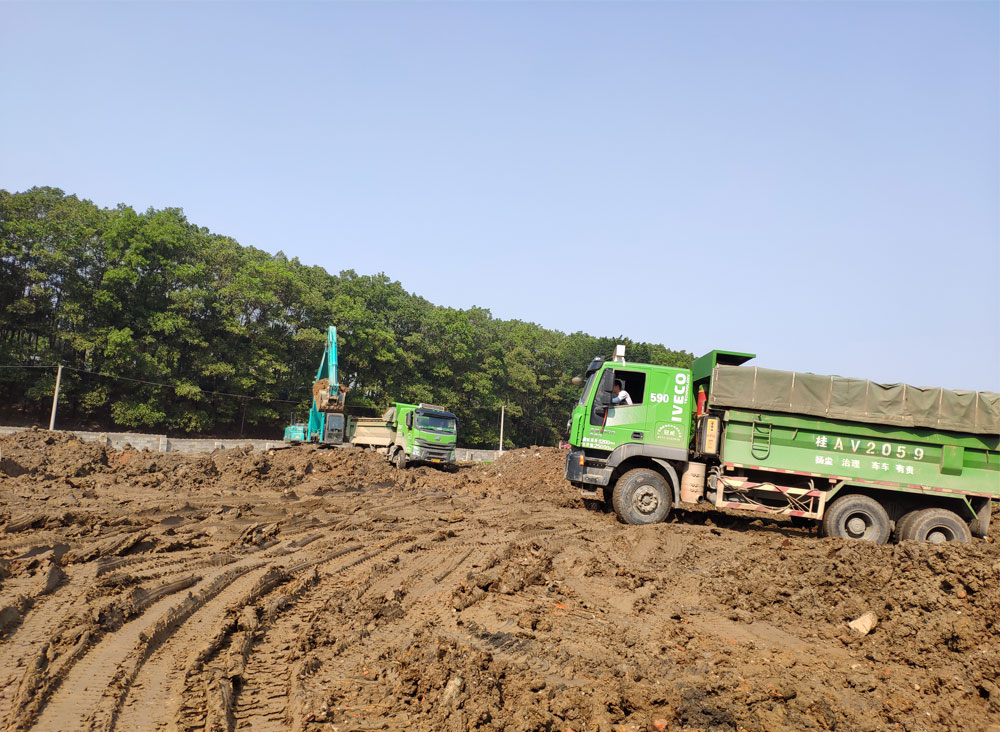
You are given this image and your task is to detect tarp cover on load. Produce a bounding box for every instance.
[711,366,1000,436]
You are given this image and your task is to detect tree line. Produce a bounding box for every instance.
[1,187,692,448]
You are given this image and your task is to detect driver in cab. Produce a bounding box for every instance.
[611,380,632,406]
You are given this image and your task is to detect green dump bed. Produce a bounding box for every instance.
[709,366,1000,500]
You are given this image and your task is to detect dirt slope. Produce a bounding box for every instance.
[0,429,997,732]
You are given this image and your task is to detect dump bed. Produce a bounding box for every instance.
[708,366,998,499]
[350,407,396,448]
[710,366,1000,436]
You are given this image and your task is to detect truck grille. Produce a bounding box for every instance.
[415,439,454,461]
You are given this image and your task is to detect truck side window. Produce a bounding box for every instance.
[613,370,646,405]
[590,369,615,426]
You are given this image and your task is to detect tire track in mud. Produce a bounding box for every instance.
[122,541,366,732]
[25,563,264,732]
[178,533,421,732]
[0,568,97,727]
[288,523,593,731]
[277,542,482,732]
[1,547,249,729]
[69,522,382,732]
[92,565,290,732]
[429,527,627,690]
[2,500,571,732]
[281,522,574,731]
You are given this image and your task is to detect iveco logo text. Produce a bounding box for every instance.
[649,373,689,423]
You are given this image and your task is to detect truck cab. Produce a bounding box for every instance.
[350,402,458,468]
[393,403,458,468]
[565,347,697,522]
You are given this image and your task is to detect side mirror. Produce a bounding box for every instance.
[405,412,413,430]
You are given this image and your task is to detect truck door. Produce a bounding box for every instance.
[605,369,648,443]
[583,368,648,450]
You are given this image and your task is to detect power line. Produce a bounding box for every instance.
[0,363,303,405]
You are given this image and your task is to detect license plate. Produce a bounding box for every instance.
[431,459,441,463]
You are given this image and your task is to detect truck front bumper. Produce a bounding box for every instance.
[564,449,613,487]
[413,440,455,463]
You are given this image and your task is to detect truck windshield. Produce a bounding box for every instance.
[578,372,597,405]
[416,415,456,432]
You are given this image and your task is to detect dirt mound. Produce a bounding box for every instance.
[703,535,1000,724]
[0,431,573,504]
[0,431,569,501]
[0,428,110,480]
[462,447,572,503]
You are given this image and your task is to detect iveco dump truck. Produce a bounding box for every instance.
[565,347,999,543]
[350,402,458,469]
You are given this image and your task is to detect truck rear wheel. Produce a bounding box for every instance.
[904,508,971,544]
[894,510,922,542]
[394,449,407,470]
[612,469,672,525]
[822,494,890,544]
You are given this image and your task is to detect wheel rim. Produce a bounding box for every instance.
[926,526,955,543]
[844,512,874,540]
[631,484,661,515]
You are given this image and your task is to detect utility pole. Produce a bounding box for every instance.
[48,364,63,431]
[498,404,505,454]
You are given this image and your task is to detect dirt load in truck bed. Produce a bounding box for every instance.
[0,428,996,732]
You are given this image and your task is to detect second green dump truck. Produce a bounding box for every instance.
[350,402,458,468]
[565,347,999,543]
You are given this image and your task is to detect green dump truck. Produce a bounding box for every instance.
[565,347,999,543]
[350,402,458,469]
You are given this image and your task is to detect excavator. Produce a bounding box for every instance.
[283,326,349,443]
[283,327,459,468]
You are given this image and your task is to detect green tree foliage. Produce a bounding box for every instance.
[1,187,692,446]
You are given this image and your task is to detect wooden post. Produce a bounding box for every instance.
[48,364,63,431]
[499,404,505,454]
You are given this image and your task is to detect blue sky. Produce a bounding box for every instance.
[2,1,997,390]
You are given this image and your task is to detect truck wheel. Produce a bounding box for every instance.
[894,510,922,542]
[969,501,992,539]
[822,494,890,544]
[394,449,407,470]
[612,469,672,525]
[905,508,971,544]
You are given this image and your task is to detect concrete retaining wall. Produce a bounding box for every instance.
[457,448,499,462]
[0,426,500,462]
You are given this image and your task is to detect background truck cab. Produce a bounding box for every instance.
[351,402,458,469]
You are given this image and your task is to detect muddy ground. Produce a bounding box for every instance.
[0,428,997,732]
